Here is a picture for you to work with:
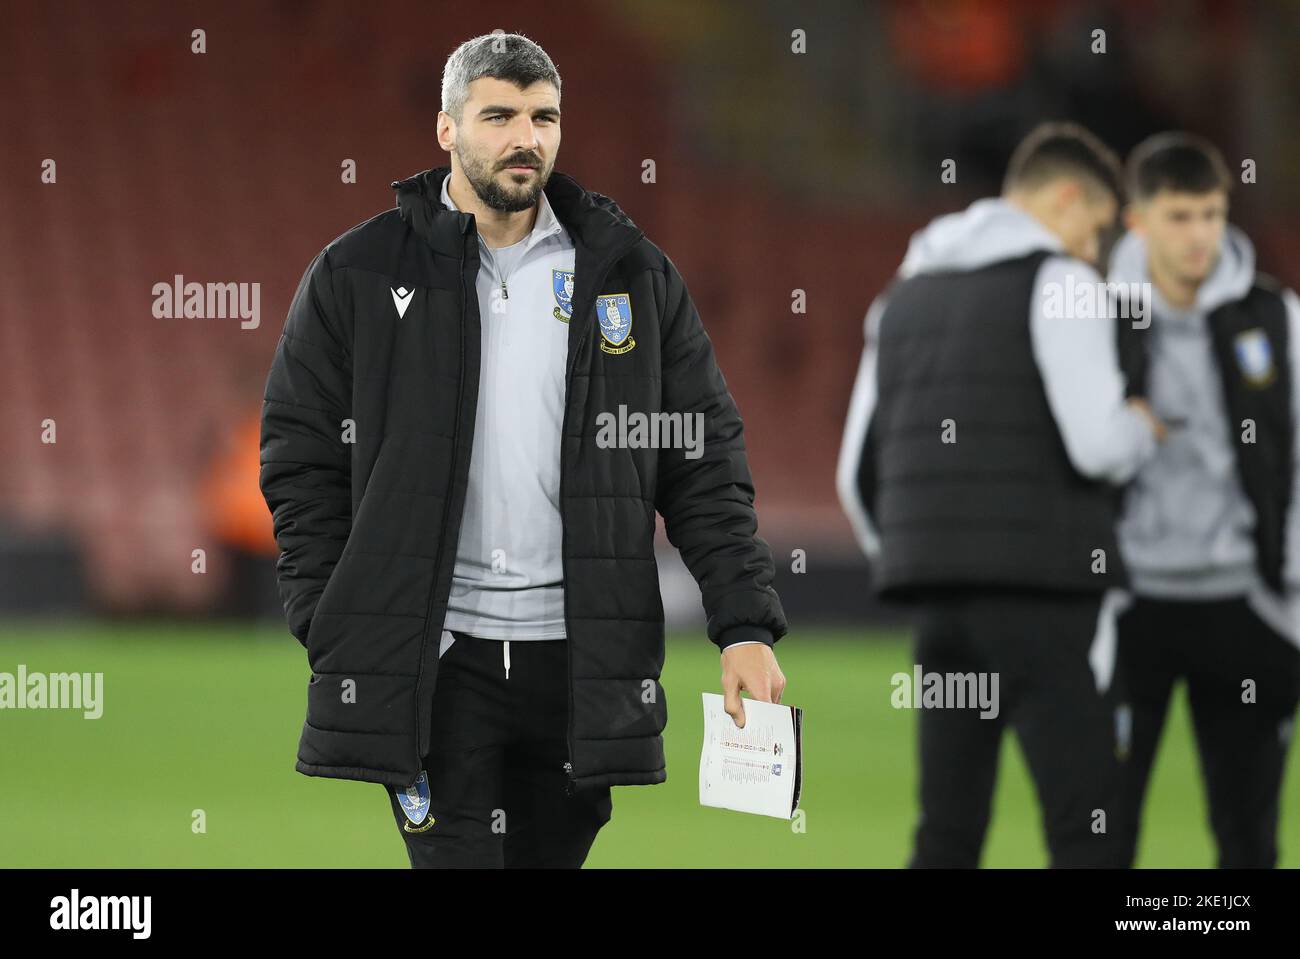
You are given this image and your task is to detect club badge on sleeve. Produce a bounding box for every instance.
[395,771,435,833]
[597,293,635,354]
[552,270,575,323]
[1234,328,1275,388]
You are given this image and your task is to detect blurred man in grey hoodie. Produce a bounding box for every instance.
[1109,133,1300,867]
[838,123,1165,867]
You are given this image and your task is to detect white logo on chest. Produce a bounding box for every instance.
[391,286,414,318]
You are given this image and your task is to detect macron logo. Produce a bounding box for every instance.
[391,286,414,318]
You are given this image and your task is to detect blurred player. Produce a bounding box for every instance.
[837,122,1165,867]
[1109,133,1300,867]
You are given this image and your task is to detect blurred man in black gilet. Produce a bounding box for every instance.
[838,123,1166,867]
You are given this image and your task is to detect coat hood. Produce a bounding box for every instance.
[898,197,1063,279]
[389,166,642,257]
[1108,224,1256,318]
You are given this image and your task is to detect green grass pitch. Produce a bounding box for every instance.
[0,622,1294,867]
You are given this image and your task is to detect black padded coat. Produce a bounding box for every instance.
[259,166,787,791]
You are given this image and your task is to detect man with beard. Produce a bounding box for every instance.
[1109,133,1300,867]
[259,32,788,868]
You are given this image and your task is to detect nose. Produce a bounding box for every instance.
[511,115,540,152]
[1192,221,1218,247]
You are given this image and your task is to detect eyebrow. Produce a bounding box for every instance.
[477,105,561,120]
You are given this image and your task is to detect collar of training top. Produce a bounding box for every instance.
[436,166,565,250]
[390,166,640,259]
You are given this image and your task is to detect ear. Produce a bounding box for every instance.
[1055,178,1083,211]
[1124,202,1145,236]
[436,112,456,153]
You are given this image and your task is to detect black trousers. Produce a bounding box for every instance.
[909,590,1127,868]
[382,632,613,868]
[1113,595,1300,868]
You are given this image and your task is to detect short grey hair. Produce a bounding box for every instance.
[441,32,561,122]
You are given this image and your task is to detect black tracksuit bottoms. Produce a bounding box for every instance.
[382,632,613,868]
[909,589,1127,868]
[1113,595,1300,868]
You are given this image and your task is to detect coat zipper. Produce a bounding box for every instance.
[411,224,474,773]
[559,229,645,795]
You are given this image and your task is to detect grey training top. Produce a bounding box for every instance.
[439,172,576,640]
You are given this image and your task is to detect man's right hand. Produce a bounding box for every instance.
[1127,397,1169,443]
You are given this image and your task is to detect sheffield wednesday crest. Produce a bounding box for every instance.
[1234,328,1275,388]
[597,293,635,354]
[395,770,434,832]
[553,270,575,323]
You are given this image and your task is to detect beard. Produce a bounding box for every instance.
[456,143,552,213]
